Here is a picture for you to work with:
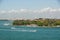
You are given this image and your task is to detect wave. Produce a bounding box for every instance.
[10,27,37,32]
[11,29,37,32]
[0,28,37,32]
[3,23,10,26]
[11,27,16,29]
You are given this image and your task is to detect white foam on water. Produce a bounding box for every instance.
[11,27,16,29]
[3,23,10,26]
[10,29,37,32]
[10,27,37,32]
[0,28,37,32]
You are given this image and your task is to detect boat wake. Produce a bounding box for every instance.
[3,23,10,26]
[0,27,37,32]
[10,29,37,32]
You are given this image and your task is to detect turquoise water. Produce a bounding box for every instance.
[0,20,60,40]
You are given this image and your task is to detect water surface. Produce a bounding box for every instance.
[0,20,60,40]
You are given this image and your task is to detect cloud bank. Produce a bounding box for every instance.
[0,7,60,19]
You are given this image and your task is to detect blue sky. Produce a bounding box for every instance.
[0,0,60,10]
[0,0,60,19]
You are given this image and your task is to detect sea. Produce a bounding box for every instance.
[0,20,60,40]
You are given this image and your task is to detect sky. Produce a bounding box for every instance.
[0,0,60,19]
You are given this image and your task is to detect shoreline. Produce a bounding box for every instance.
[12,25,60,28]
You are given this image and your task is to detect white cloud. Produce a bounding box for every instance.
[0,7,60,14]
[40,7,59,13]
[0,10,6,14]
[0,7,60,19]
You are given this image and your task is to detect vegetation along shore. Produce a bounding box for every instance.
[13,18,60,27]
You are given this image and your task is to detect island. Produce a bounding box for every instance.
[12,18,60,27]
